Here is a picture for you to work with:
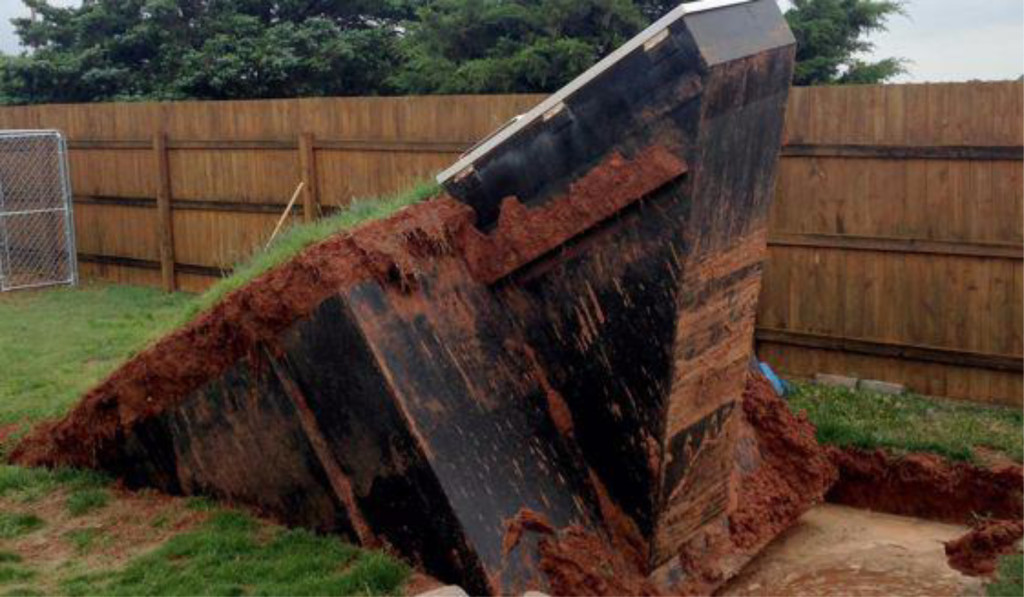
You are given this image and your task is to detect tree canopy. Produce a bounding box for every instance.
[0,0,419,103]
[391,0,646,94]
[0,0,907,105]
[786,0,905,85]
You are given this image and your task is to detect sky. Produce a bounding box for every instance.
[0,0,1021,83]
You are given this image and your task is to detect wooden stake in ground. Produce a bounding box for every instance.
[266,181,306,249]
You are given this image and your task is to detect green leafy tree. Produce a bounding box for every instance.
[391,0,646,94]
[785,0,906,85]
[0,0,421,104]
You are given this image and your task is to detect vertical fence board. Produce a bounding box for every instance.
[153,132,175,292]
[299,133,319,222]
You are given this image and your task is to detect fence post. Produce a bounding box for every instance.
[153,131,176,292]
[299,132,319,223]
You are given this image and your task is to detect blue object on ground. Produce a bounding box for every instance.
[759,361,790,397]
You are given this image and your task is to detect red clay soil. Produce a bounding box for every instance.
[538,526,663,597]
[827,448,1024,525]
[727,374,839,550]
[458,145,686,283]
[666,374,838,595]
[945,519,1024,576]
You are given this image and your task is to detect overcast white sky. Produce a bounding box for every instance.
[0,0,1021,82]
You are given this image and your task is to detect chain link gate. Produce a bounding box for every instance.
[0,130,77,291]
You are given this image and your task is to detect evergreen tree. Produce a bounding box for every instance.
[390,0,646,94]
[0,0,909,104]
[0,0,420,103]
[786,0,905,85]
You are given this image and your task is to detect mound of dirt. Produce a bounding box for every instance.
[660,373,838,595]
[945,519,1024,576]
[827,448,1024,524]
[538,525,663,597]
[728,374,839,550]
[10,196,472,470]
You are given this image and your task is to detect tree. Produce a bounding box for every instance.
[0,0,909,104]
[391,0,646,94]
[785,0,906,85]
[0,0,421,104]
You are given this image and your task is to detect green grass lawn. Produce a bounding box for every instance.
[788,382,1023,463]
[0,284,191,428]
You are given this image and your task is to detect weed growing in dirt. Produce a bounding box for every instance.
[986,553,1023,597]
[0,512,43,539]
[184,496,218,512]
[64,528,102,555]
[180,181,439,324]
[66,488,110,517]
[61,510,409,596]
[149,514,169,530]
[0,284,192,426]
[788,383,1023,462]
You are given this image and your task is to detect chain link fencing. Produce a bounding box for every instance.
[0,130,77,291]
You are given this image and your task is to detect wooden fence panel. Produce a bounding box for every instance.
[168,149,300,204]
[762,81,1023,405]
[0,83,1018,404]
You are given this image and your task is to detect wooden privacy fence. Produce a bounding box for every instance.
[759,82,1022,406]
[0,82,1019,405]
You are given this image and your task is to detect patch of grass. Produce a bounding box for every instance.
[62,510,409,596]
[0,562,34,582]
[150,513,170,530]
[184,497,217,512]
[64,528,102,555]
[0,564,35,584]
[788,382,1023,463]
[0,284,192,425]
[0,513,43,539]
[0,466,109,504]
[179,181,438,325]
[0,553,21,564]
[0,467,51,500]
[986,553,1024,597]
[66,488,110,517]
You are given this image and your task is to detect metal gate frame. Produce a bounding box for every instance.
[0,130,77,291]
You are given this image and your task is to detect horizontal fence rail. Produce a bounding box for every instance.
[0,82,1020,405]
